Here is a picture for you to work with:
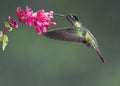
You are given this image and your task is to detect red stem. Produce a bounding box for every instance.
[3,28,7,35]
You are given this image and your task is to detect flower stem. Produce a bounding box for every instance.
[3,28,7,35]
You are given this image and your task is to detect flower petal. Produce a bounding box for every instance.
[8,16,18,28]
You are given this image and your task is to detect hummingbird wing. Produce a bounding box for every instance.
[43,28,85,42]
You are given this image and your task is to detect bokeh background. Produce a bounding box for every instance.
[0,0,120,86]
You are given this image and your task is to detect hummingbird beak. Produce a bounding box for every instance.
[54,13,65,17]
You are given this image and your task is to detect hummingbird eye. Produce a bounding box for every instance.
[70,15,79,21]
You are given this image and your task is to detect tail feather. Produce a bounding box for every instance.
[95,47,104,63]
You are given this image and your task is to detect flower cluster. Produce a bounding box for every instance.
[0,6,56,51]
[16,6,56,35]
[0,16,18,51]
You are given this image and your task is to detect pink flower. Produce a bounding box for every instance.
[8,16,18,28]
[33,10,56,35]
[16,6,56,35]
[16,6,33,26]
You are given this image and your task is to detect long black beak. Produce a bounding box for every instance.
[54,13,65,17]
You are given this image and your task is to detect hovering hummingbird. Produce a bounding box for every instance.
[43,13,104,63]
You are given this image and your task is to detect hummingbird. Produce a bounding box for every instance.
[43,13,104,63]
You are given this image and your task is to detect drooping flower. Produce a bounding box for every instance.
[3,16,18,34]
[8,16,18,28]
[4,16,18,32]
[16,6,56,35]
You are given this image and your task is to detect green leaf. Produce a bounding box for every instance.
[2,35,8,51]
[0,32,8,51]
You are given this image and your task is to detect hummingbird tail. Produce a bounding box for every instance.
[96,47,104,63]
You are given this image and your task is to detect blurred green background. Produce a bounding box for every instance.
[0,0,120,86]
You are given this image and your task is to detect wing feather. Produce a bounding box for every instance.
[43,28,84,42]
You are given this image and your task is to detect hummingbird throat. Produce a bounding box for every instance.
[74,22,82,28]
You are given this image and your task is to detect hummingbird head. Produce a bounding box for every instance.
[54,13,79,21]
[66,14,79,25]
[54,13,79,26]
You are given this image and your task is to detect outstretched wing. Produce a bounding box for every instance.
[43,28,84,42]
